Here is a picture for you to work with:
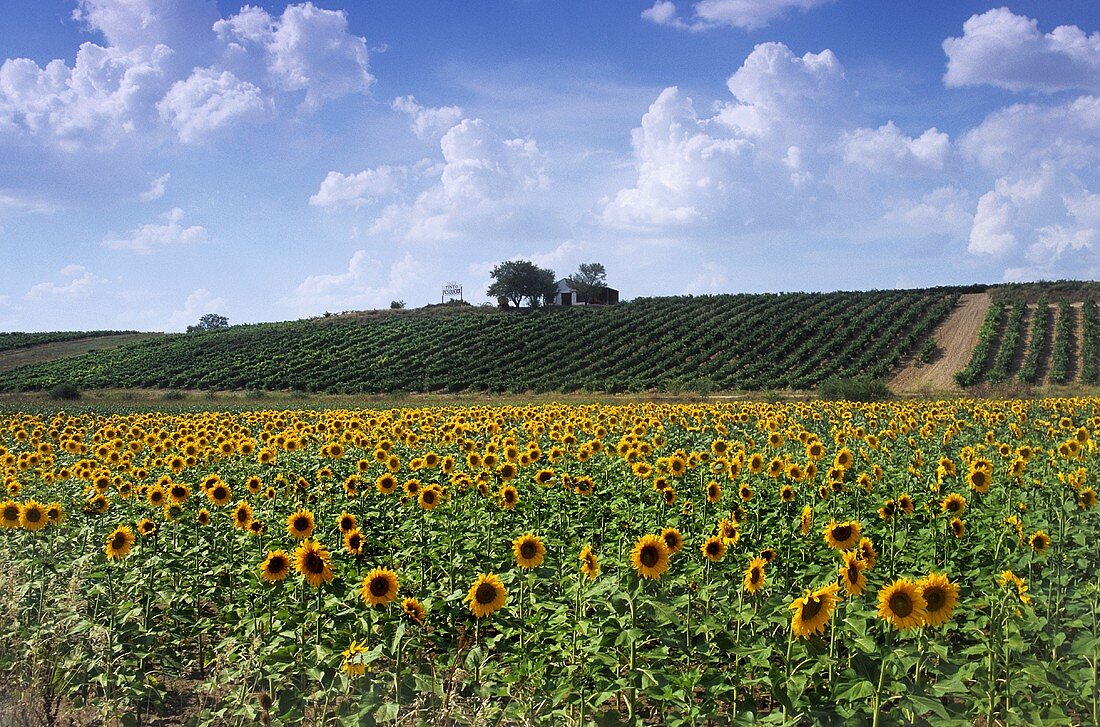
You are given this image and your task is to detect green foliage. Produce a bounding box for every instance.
[187,313,229,333]
[389,300,406,310]
[988,302,1025,385]
[47,383,81,400]
[1048,302,1073,385]
[0,330,139,352]
[566,262,607,304]
[816,376,892,401]
[486,260,556,308]
[1019,300,1050,384]
[0,290,960,394]
[1082,301,1098,385]
[956,302,1004,387]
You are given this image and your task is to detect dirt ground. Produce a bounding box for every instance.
[891,292,991,393]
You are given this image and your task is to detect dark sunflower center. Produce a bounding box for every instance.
[520,542,537,559]
[270,557,287,573]
[423,491,436,504]
[305,553,324,573]
[706,541,721,556]
[948,500,960,512]
[294,517,310,531]
[237,510,248,522]
[25,508,42,523]
[923,586,945,613]
[111,533,127,548]
[214,487,227,499]
[640,545,659,568]
[341,518,353,530]
[847,564,859,582]
[888,592,913,617]
[505,491,516,503]
[801,596,823,620]
[833,525,852,542]
[750,568,761,584]
[475,582,498,605]
[349,534,362,548]
[4,506,20,521]
[370,577,390,597]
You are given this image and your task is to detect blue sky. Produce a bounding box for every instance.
[0,0,1097,331]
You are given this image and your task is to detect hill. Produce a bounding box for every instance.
[0,289,961,394]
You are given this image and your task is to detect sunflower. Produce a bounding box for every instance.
[941,493,966,515]
[136,518,157,537]
[838,550,867,596]
[877,578,927,630]
[800,505,813,537]
[878,500,896,520]
[700,534,726,562]
[898,494,914,516]
[418,485,442,511]
[361,567,400,606]
[1028,530,1051,553]
[341,640,369,677]
[858,538,878,570]
[706,480,722,503]
[376,473,399,495]
[748,453,764,473]
[918,572,959,627]
[513,533,546,569]
[168,482,190,504]
[45,502,64,525]
[631,534,670,580]
[344,528,365,555]
[233,501,254,530]
[661,527,685,555]
[18,500,47,531]
[780,485,795,504]
[196,508,211,526]
[500,485,519,509]
[105,525,135,560]
[207,483,232,506]
[1,500,22,528]
[790,582,840,639]
[760,547,778,563]
[467,573,508,618]
[337,512,357,534]
[249,520,265,536]
[998,570,1031,605]
[967,468,991,494]
[823,520,861,550]
[294,540,334,588]
[286,509,315,539]
[259,550,292,582]
[579,545,600,580]
[1079,487,1097,509]
[743,556,766,594]
[402,597,427,626]
[950,517,965,539]
[147,485,166,508]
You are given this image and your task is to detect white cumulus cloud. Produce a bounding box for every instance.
[139,173,170,201]
[309,166,408,208]
[165,287,226,331]
[157,67,267,142]
[842,121,950,174]
[642,0,833,31]
[24,264,103,300]
[284,250,424,316]
[102,207,209,254]
[944,8,1100,93]
[391,95,463,139]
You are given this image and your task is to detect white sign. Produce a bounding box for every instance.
[442,283,462,297]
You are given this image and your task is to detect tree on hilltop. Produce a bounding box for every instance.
[567,263,607,305]
[187,313,229,332]
[487,260,556,308]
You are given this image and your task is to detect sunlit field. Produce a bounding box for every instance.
[1,399,1097,725]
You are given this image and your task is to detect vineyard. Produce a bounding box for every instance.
[955,300,1099,388]
[0,331,140,353]
[0,290,961,394]
[0,399,1097,725]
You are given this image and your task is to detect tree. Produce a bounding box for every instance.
[390,300,406,309]
[567,262,607,305]
[486,260,556,308]
[188,313,229,332]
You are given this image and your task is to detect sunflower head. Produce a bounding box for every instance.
[839,550,867,596]
[137,518,157,537]
[790,583,840,639]
[701,535,726,563]
[402,597,427,626]
[513,533,546,569]
[743,557,766,594]
[500,485,519,509]
[338,512,357,533]
[233,501,253,529]
[286,509,315,539]
[418,486,442,511]
[941,493,966,515]
[467,573,507,618]
[950,517,965,539]
[344,528,364,555]
[104,525,135,560]
[824,520,861,550]
[294,539,334,588]
[877,578,928,630]
[579,545,600,580]
[660,527,684,555]
[18,500,47,531]
[259,550,291,583]
[361,567,400,606]
[918,572,959,627]
[631,534,670,580]
[196,508,211,526]
[1028,530,1051,553]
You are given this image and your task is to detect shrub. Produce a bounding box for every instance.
[817,376,891,402]
[162,390,186,401]
[48,383,81,400]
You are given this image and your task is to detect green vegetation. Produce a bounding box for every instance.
[0,330,139,352]
[1083,301,1098,385]
[1048,302,1074,385]
[1019,300,1050,385]
[955,301,1003,388]
[0,290,959,394]
[987,302,1025,385]
[816,375,892,401]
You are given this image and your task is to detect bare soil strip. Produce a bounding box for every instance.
[0,334,158,373]
[891,292,990,393]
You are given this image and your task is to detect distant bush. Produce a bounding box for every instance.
[245,389,267,400]
[817,376,891,402]
[162,390,186,401]
[48,383,81,401]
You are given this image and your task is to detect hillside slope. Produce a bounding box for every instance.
[0,290,959,394]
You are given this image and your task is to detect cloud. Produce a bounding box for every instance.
[391,95,463,139]
[369,117,548,242]
[284,250,424,316]
[72,0,220,53]
[139,173,170,201]
[157,67,267,142]
[213,2,373,109]
[842,121,950,174]
[0,191,55,214]
[24,264,103,300]
[943,8,1100,93]
[642,0,833,31]
[165,287,226,331]
[309,166,409,208]
[102,207,209,253]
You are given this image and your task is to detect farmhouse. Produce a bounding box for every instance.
[551,279,620,306]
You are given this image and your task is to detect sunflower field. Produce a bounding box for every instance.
[1,399,1098,725]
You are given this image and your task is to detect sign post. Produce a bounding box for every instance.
[442,282,463,303]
